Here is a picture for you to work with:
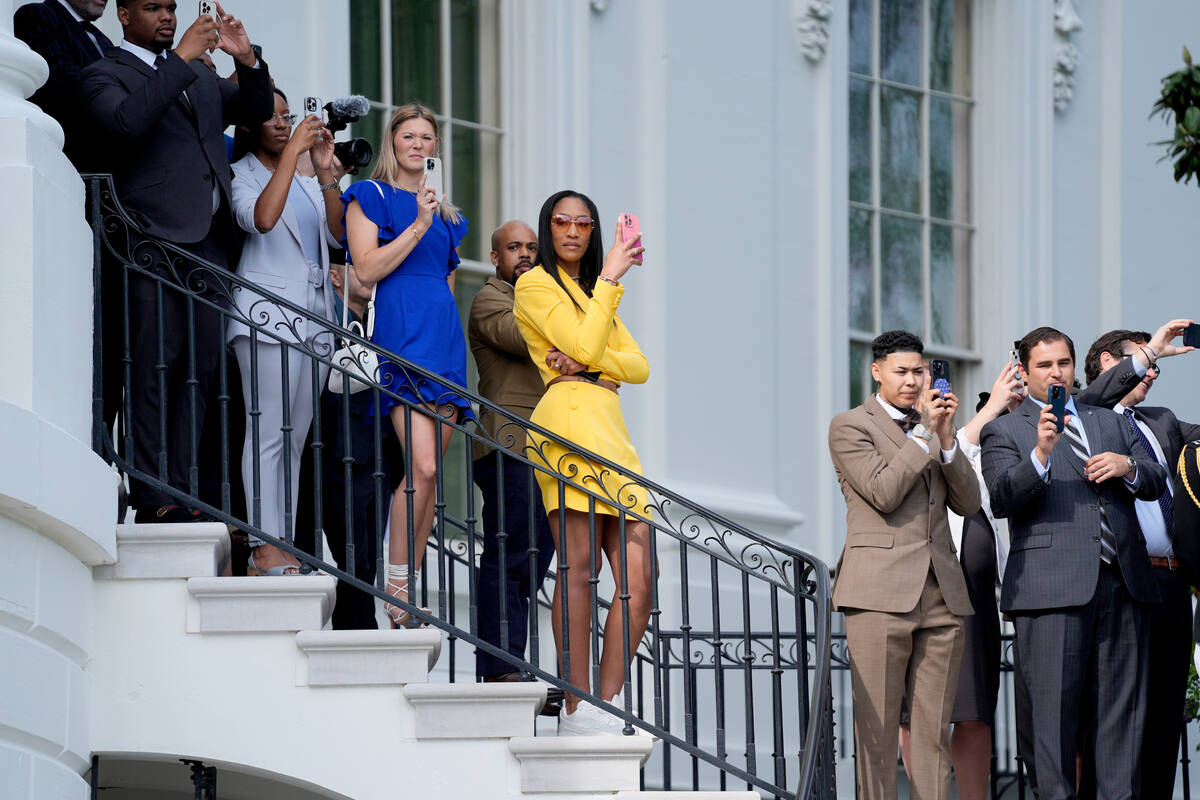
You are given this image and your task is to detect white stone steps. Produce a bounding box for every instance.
[94,522,229,579]
[186,575,335,632]
[296,628,442,686]
[508,736,654,793]
[406,682,547,738]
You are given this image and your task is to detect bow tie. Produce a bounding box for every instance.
[896,409,922,434]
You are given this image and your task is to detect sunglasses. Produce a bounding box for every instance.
[549,214,594,232]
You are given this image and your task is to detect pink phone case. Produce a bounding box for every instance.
[619,213,642,263]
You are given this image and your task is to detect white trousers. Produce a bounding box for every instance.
[232,336,330,545]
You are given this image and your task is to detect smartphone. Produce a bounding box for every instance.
[1184,323,1200,349]
[930,359,951,397]
[303,96,324,122]
[1049,384,1067,433]
[199,0,221,44]
[423,156,444,200]
[618,213,642,263]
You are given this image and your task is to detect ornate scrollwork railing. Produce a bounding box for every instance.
[84,173,834,800]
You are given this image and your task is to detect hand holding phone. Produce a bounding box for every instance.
[423,156,444,200]
[930,359,951,398]
[1049,384,1068,434]
[199,0,221,45]
[618,213,642,264]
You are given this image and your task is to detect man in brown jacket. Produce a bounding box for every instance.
[828,330,980,800]
[469,221,557,698]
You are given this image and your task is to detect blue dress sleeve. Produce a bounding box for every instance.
[445,213,470,274]
[339,180,395,255]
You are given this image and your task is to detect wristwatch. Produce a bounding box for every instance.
[1126,455,1137,474]
[911,424,933,443]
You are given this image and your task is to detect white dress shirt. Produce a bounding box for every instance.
[1115,402,1173,557]
[947,428,1009,582]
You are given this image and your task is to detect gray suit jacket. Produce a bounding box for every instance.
[225,153,338,346]
[981,396,1167,612]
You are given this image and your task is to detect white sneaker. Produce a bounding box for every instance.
[608,692,657,738]
[557,700,625,736]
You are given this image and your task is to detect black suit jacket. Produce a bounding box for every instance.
[14,0,114,171]
[80,47,272,243]
[981,396,1167,612]
[1080,358,1200,582]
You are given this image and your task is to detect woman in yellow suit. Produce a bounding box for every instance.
[514,190,652,736]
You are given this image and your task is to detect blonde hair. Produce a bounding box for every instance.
[371,103,464,225]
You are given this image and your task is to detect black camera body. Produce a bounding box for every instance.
[334,138,374,175]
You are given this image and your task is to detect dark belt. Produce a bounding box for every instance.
[1149,555,1179,570]
[547,374,618,394]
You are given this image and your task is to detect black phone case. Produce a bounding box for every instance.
[1049,386,1067,433]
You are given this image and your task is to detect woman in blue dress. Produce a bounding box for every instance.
[342,103,472,628]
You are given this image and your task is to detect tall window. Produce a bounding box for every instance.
[847,0,974,407]
[348,0,502,268]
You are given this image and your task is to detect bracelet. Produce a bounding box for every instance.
[1140,345,1157,368]
[1143,343,1159,360]
[318,181,340,192]
[598,275,619,286]
[411,225,425,240]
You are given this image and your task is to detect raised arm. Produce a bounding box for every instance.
[514,277,625,367]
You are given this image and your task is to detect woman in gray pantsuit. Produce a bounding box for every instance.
[228,89,344,574]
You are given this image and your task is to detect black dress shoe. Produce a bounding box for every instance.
[481,671,563,716]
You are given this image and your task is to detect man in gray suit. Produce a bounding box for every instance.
[981,326,1167,800]
[1080,320,1197,800]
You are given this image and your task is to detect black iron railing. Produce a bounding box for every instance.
[84,174,835,800]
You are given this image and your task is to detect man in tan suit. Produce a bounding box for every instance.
[469,221,557,704]
[828,330,980,800]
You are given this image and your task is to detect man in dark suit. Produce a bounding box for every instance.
[15,0,122,456]
[80,0,272,522]
[15,0,114,171]
[1080,321,1198,800]
[981,326,1167,800]
[468,221,557,692]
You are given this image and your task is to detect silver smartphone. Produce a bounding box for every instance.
[303,96,324,122]
[199,0,221,44]
[423,156,444,199]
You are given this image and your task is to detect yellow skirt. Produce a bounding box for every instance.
[526,381,651,518]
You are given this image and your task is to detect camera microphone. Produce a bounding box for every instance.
[324,95,371,133]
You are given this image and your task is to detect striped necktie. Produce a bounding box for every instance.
[1061,417,1118,564]
[1123,408,1174,533]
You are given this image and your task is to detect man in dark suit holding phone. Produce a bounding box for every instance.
[981,326,1167,800]
[80,0,272,522]
[15,0,114,171]
[1079,320,1198,800]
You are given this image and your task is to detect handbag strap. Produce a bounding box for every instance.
[340,181,386,337]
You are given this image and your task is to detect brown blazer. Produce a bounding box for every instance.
[468,276,545,460]
[828,396,980,616]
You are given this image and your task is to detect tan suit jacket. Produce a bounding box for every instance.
[468,277,545,460]
[829,396,979,616]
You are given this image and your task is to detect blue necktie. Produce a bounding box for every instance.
[1123,408,1175,533]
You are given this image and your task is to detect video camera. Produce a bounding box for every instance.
[313,95,375,176]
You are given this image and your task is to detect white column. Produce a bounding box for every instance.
[0,3,117,797]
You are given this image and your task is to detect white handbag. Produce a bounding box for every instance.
[327,279,379,395]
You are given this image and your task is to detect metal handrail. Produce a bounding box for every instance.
[84,173,835,799]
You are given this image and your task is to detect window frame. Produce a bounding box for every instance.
[848,0,980,401]
[361,0,503,279]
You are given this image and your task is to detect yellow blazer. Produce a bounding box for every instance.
[513,265,649,387]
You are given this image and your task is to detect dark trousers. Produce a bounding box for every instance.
[126,234,228,511]
[1012,568,1150,800]
[295,389,401,630]
[472,450,555,678]
[1137,568,1192,800]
